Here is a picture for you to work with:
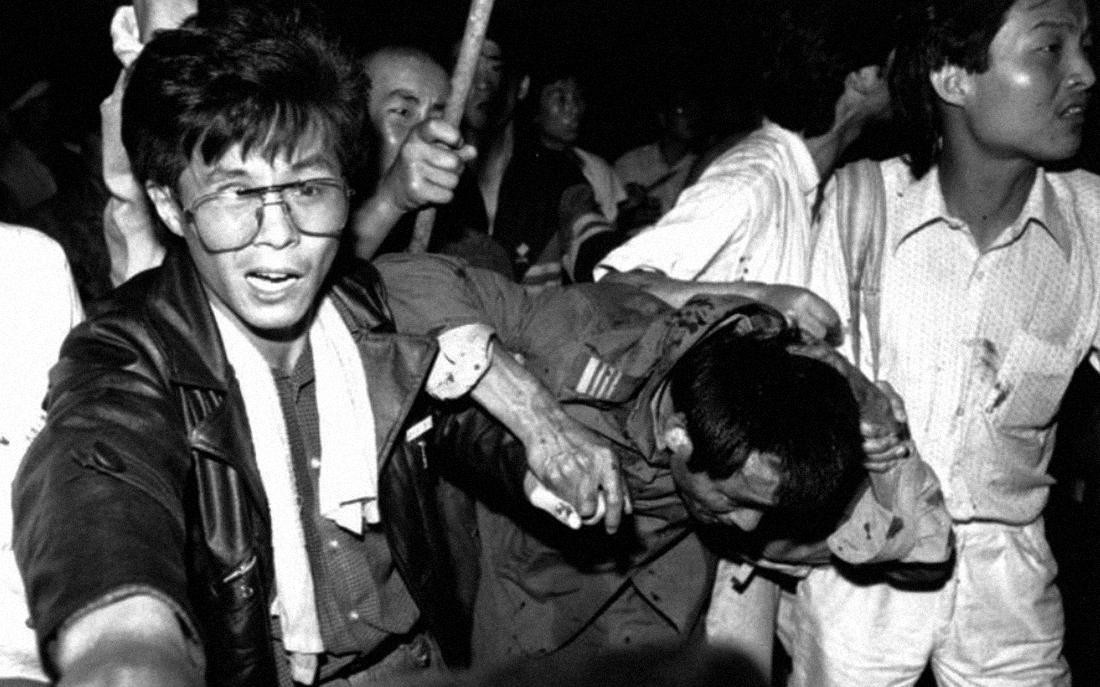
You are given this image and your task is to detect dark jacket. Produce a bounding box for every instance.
[13,248,481,686]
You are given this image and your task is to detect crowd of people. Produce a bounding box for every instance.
[1,0,1098,685]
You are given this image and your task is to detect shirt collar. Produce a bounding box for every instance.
[892,166,1072,261]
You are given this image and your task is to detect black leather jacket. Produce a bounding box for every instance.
[14,248,481,685]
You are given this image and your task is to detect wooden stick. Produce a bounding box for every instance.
[407,0,497,253]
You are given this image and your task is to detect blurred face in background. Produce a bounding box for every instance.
[364,49,449,173]
[534,76,585,150]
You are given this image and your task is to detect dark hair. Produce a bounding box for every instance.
[122,4,367,190]
[889,0,1016,178]
[762,0,897,137]
[667,326,863,515]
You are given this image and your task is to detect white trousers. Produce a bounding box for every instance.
[783,520,1069,687]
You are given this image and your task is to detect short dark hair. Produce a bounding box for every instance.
[762,0,897,137]
[122,5,367,190]
[889,0,1016,178]
[667,324,863,516]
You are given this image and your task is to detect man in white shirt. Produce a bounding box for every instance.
[785,0,1098,683]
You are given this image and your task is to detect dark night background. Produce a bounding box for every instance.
[0,0,772,160]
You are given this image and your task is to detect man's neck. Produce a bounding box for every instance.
[937,146,1037,253]
[658,136,691,168]
[210,298,309,374]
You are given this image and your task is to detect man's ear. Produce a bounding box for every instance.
[659,411,694,462]
[145,183,186,237]
[929,64,970,107]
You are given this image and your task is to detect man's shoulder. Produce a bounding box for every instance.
[0,221,67,263]
[1044,166,1100,202]
[697,123,803,184]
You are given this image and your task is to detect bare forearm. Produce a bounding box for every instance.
[469,347,628,532]
[469,347,570,449]
[349,194,406,260]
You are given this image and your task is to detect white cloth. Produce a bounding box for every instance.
[109,5,143,67]
[788,521,1068,687]
[426,324,495,399]
[211,298,378,684]
[0,224,83,682]
[575,147,627,223]
[613,142,696,216]
[595,121,820,286]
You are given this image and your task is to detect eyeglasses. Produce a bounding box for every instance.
[183,177,353,252]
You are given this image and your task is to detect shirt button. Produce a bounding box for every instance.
[310,456,322,470]
[955,406,965,417]
[348,610,360,621]
[328,539,340,549]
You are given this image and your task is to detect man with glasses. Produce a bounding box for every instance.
[12,8,624,686]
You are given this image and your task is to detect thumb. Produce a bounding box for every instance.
[524,472,581,529]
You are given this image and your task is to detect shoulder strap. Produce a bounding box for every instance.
[832,159,887,379]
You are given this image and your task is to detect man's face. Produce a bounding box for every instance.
[365,51,449,171]
[534,77,585,149]
[955,0,1094,163]
[464,38,506,133]
[168,132,345,349]
[670,450,783,532]
[663,94,705,146]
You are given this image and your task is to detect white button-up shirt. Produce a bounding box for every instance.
[596,121,821,286]
[876,158,1100,524]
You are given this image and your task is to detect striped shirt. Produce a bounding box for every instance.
[876,157,1100,524]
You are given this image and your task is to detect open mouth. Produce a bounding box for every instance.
[246,269,301,291]
[1060,101,1089,119]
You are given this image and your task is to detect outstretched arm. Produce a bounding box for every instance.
[375,254,630,533]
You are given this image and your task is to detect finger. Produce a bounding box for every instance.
[524,472,581,529]
[455,143,478,163]
[877,381,908,424]
[581,493,608,527]
[862,433,906,456]
[418,118,464,148]
[621,471,633,515]
[596,453,624,534]
[862,444,910,471]
[859,419,890,439]
[601,485,623,535]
